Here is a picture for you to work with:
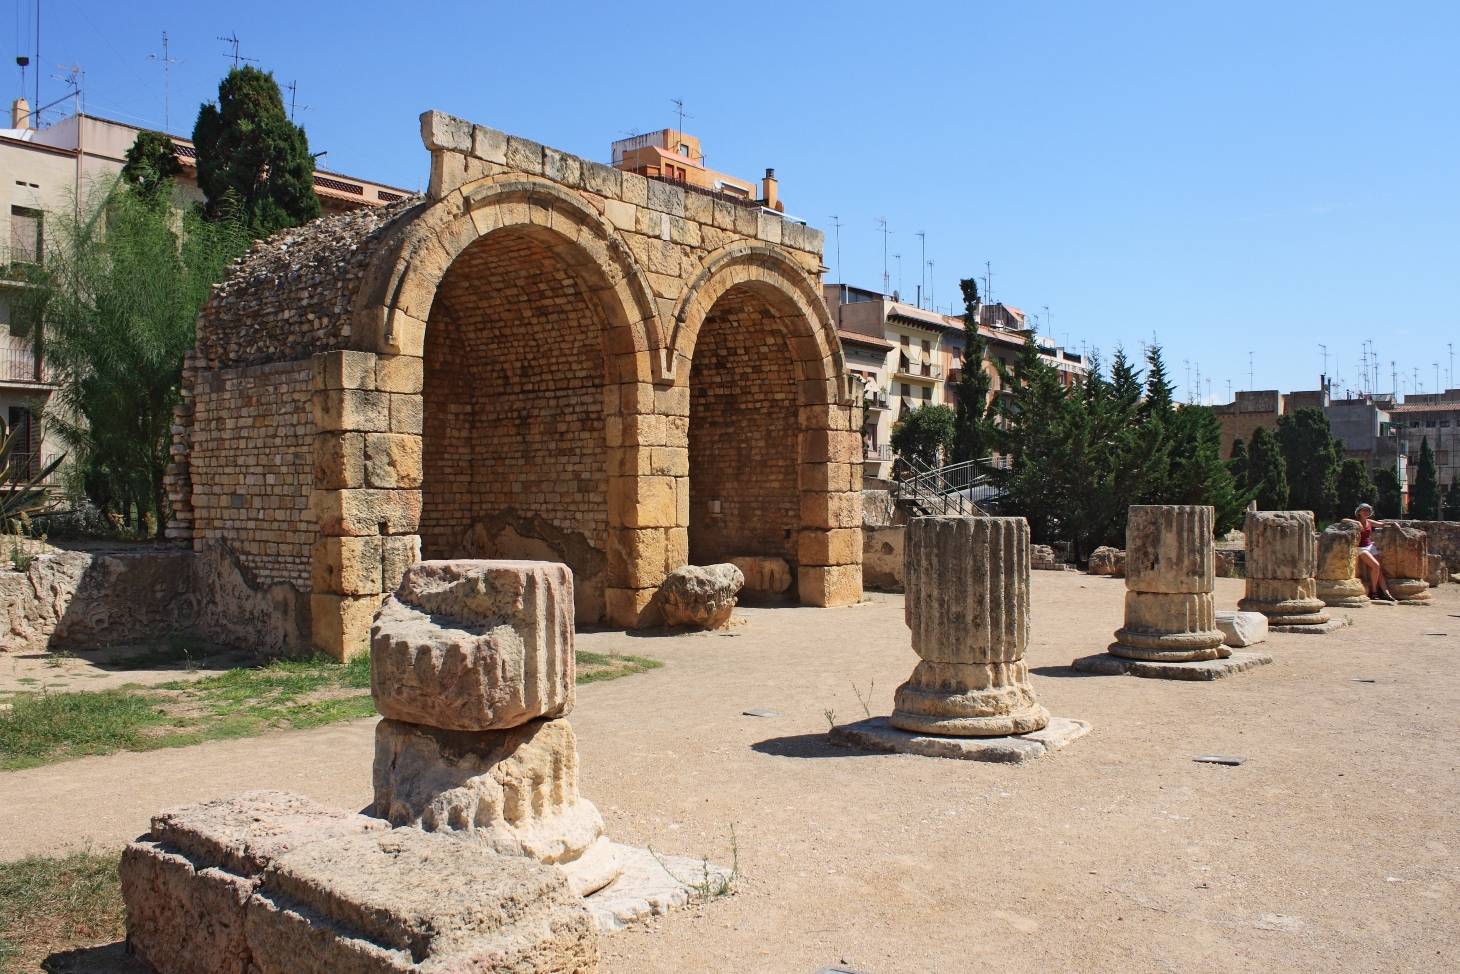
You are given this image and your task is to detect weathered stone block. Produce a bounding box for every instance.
[658,563,743,629]
[244,827,599,974]
[380,535,421,592]
[1110,591,1226,661]
[471,124,508,164]
[1216,609,1268,647]
[388,392,423,434]
[375,354,424,394]
[312,388,390,433]
[310,593,379,660]
[729,555,792,595]
[797,564,862,607]
[371,560,575,731]
[1244,510,1317,580]
[312,350,377,391]
[800,491,861,529]
[1087,546,1126,577]
[1378,522,1431,601]
[419,110,472,152]
[312,536,384,596]
[312,488,422,537]
[364,432,423,489]
[504,135,545,174]
[314,432,365,490]
[1124,505,1214,593]
[798,527,863,567]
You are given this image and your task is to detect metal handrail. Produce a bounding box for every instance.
[894,456,993,516]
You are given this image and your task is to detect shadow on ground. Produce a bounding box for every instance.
[1030,664,1094,678]
[751,733,880,759]
[43,941,146,973]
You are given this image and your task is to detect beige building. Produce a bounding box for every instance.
[0,98,410,486]
[1388,390,1460,496]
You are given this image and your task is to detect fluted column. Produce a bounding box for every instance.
[1316,521,1367,607]
[1110,505,1226,661]
[1238,511,1329,626]
[891,516,1049,737]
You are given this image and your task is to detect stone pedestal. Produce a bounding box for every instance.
[1378,523,1432,603]
[1109,505,1226,662]
[1238,511,1331,629]
[891,517,1049,737]
[1316,520,1367,607]
[370,560,621,895]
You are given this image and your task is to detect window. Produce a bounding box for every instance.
[900,383,910,397]
[9,206,42,264]
[677,144,689,157]
[921,386,932,400]
[1426,420,1437,428]
[900,334,909,346]
[921,339,931,355]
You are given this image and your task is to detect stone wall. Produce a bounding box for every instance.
[862,525,905,592]
[189,360,317,589]
[1395,520,1459,571]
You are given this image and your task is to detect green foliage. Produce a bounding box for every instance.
[120,129,182,200]
[192,66,321,238]
[891,403,956,470]
[15,182,247,534]
[1159,406,1249,533]
[0,851,123,973]
[1336,459,1378,518]
[951,278,996,463]
[0,421,62,535]
[1374,467,1404,518]
[1228,437,1248,485]
[1443,478,1460,520]
[1410,435,1442,520]
[1276,408,1340,517]
[1245,427,1289,509]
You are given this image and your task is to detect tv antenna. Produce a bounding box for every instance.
[217,33,258,68]
[926,259,935,310]
[875,217,891,295]
[1248,351,1254,391]
[286,80,309,120]
[984,260,994,305]
[669,98,692,155]
[914,231,926,308]
[828,215,843,285]
[147,32,181,131]
[1319,342,1328,380]
[893,253,903,297]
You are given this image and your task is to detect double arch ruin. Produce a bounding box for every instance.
[166,111,864,657]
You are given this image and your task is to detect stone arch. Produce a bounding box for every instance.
[669,245,863,607]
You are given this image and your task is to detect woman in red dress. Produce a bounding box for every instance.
[1354,503,1395,602]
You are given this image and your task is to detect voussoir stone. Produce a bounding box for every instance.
[658,563,744,629]
[243,827,599,974]
[370,560,575,731]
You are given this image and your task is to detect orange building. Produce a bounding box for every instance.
[611,129,781,209]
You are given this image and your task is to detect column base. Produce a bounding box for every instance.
[890,660,1049,737]
[1389,579,1431,603]
[1317,577,1368,607]
[1072,651,1272,681]
[831,715,1089,763]
[1108,629,1229,662]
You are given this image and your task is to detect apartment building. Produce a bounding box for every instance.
[1388,389,1460,495]
[611,128,786,210]
[0,98,410,485]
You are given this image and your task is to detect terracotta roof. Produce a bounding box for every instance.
[1385,400,1460,414]
[837,330,896,350]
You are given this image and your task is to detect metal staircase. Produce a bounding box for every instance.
[893,457,997,517]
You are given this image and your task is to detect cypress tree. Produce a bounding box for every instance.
[192,66,321,238]
[1336,459,1378,519]
[951,278,995,463]
[1228,437,1249,488]
[1247,426,1289,509]
[1443,478,1460,520]
[1164,406,1248,534]
[1275,407,1340,518]
[1140,343,1175,422]
[1374,467,1404,518]
[121,130,182,202]
[1410,436,1442,519]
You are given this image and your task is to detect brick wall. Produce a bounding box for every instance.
[190,360,316,587]
[688,287,800,564]
[421,227,610,620]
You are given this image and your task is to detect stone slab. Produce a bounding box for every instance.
[1270,618,1351,634]
[1216,610,1268,648]
[585,843,733,933]
[1071,651,1273,681]
[827,716,1089,764]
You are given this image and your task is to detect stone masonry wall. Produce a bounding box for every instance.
[689,288,800,565]
[421,227,610,622]
[190,360,316,587]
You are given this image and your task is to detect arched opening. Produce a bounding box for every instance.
[687,282,804,585]
[420,224,616,623]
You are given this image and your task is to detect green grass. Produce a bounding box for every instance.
[0,852,123,974]
[0,648,654,771]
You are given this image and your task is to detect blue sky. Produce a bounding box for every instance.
[9,0,1458,401]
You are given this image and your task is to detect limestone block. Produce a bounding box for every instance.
[799,491,862,529]
[1316,520,1361,581]
[658,563,744,629]
[311,593,380,661]
[1214,548,1241,578]
[371,561,575,731]
[1428,554,1448,587]
[121,791,387,974]
[1110,591,1226,661]
[1317,575,1369,607]
[419,109,472,152]
[1238,576,1329,624]
[797,563,863,607]
[1244,510,1317,580]
[375,354,423,394]
[1124,505,1214,593]
[364,432,423,489]
[312,388,390,433]
[312,536,384,596]
[1216,610,1269,648]
[314,432,365,490]
[729,555,792,595]
[893,517,1049,737]
[381,535,421,593]
[372,718,620,896]
[244,827,599,974]
[1087,546,1126,577]
[312,488,422,537]
[1377,523,1430,601]
[312,350,377,391]
[798,527,862,567]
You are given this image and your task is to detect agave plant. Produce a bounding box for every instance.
[1,422,64,536]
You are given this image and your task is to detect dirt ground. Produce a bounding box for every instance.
[2,573,1457,973]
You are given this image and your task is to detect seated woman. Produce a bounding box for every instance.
[1354,503,1396,602]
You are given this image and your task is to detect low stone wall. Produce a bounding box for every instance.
[1,542,308,655]
[1395,520,1459,573]
[862,525,905,592]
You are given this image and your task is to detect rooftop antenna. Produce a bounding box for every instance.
[1449,342,1454,389]
[1391,361,1398,400]
[1436,362,1442,394]
[875,217,891,295]
[147,31,180,132]
[1248,351,1254,391]
[1319,342,1328,381]
[927,259,935,309]
[217,32,257,69]
[893,253,902,298]
[285,80,308,121]
[32,0,39,111]
[1413,365,1420,396]
[984,260,993,305]
[669,98,692,157]
[915,231,926,308]
[1043,305,1051,337]
[1226,379,1233,401]
[828,215,842,285]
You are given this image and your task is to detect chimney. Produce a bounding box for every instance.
[762,167,781,212]
[11,97,32,130]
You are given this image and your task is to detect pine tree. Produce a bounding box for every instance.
[1247,426,1289,509]
[192,66,320,238]
[951,278,995,463]
[1228,437,1249,487]
[120,130,182,202]
[1410,435,1442,519]
[1276,407,1340,518]
[1164,406,1249,533]
[1374,467,1404,518]
[1336,459,1378,519]
[1443,478,1460,520]
[1140,343,1175,422]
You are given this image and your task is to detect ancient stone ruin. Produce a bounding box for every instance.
[162,109,864,660]
[1073,506,1271,680]
[1377,522,1432,603]
[1238,510,1339,633]
[370,560,620,896]
[657,562,745,628]
[831,516,1088,762]
[1316,520,1368,608]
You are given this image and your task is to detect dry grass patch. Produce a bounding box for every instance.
[0,852,123,974]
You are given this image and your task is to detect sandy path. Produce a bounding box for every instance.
[3,574,1457,973]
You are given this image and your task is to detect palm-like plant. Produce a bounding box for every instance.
[1,421,63,535]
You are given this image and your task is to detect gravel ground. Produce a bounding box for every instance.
[2,573,1456,974]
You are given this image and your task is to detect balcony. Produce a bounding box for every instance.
[891,358,943,381]
[863,389,891,410]
[864,444,893,461]
[1,338,46,385]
